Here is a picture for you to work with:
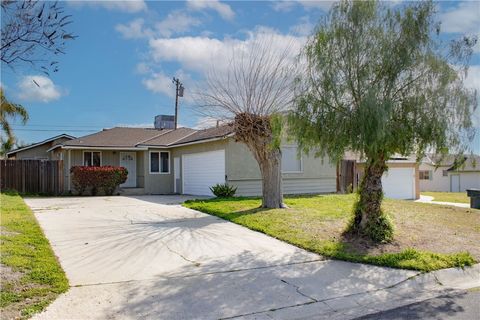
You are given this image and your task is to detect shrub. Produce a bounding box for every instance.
[70,166,128,196]
[210,183,237,198]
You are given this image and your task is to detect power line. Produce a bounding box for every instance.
[13,129,98,132]
[11,124,104,128]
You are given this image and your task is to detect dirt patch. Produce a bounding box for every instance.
[340,202,480,259]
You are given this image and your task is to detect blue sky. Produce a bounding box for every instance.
[1,0,479,153]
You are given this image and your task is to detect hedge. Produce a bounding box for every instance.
[70,166,128,196]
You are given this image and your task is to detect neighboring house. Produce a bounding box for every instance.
[6,134,76,160]
[420,154,480,192]
[52,117,337,196]
[354,155,420,200]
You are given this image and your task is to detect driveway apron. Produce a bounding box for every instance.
[26,196,418,320]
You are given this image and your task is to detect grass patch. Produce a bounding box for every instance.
[1,191,68,319]
[422,192,470,203]
[184,194,478,272]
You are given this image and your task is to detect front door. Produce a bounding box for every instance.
[450,174,460,192]
[120,152,136,188]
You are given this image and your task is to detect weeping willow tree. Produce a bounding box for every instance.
[289,0,477,242]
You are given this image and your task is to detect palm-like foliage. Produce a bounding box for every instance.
[1,88,28,154]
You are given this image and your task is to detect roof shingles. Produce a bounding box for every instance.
[62,125,234,149]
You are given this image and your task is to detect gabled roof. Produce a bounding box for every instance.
[6,134,76,156]
[172,125,234,146]
[447,155,480,172]
[423,153,460,167]
[59,124,235,149]
[62,127,170,148]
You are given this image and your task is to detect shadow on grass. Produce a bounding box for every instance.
[183,196,476,272]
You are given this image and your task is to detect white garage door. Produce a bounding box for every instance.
[382,167,415,200]
[183,150,225,196]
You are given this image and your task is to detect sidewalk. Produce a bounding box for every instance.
[233,264,480,320]
[415,195,470,208]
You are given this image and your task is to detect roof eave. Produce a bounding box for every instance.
[6,134,76,156]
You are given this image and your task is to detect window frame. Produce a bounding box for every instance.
[419,170,431,180]
[281,145,303,174]
[442,170,448,177]
[82,150,102,167]
[149,150,170,174]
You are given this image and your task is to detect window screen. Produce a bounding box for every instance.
[150,152,159,173]
[160,152,169,173]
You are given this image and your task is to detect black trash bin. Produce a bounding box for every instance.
[466,189,480,209]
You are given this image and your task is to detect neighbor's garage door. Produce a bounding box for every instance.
[183,149,225,196]
[382,167,415,200]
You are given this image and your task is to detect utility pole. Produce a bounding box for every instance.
[172,77,184,129]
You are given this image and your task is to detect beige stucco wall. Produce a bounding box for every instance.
[143,149,173,194]
[60,137,337,196]
[225,139,337,196]
[418,163,450,192]
[449,171,480,192]
[12,137,72,160]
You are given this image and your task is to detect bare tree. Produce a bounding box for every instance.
[1,0,76,75]
[195,39,297,208]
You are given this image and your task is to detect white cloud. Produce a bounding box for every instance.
[116,12,201,39]
[143,69,196,103]
[290,16,315,36]
[115,18,153,39]
[142,72,175,97]
[272,1,335,12]
[464,65,480,93]
[155,11,202,38]
[187,0,235,20]
[71,0,147,13]
[148,27,306,75]
[465,65,480,127]
[135,62,151,74]
[440,2,480,34]
[271,1,296,12]
[18,75,63,103]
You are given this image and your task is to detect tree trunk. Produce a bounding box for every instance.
[258,148,284,208]
[233,113,285,209]
[350,156,393,242]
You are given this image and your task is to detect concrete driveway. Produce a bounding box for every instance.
[27,195,423,320]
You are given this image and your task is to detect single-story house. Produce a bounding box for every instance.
[6,134,76,160]
[420,154,480,192]
[51,118,337,196]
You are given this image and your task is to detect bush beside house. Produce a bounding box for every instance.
[70,166,128,195]
[210,183,237,198]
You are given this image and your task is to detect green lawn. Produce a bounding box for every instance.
[422,192,470,203]
[1,192,69,319]
[184,194,479,272]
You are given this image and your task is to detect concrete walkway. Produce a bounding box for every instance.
[415,195,470,208]
[26,196,479,320]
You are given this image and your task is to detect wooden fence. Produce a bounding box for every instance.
[337,160,357,193]
[0,160,64,195]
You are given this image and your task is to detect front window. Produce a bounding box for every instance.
[281,146,302,173]
[150,151,169,173]
[84,151,101,166]
[442,170,448,177]
[419,170,431,180]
